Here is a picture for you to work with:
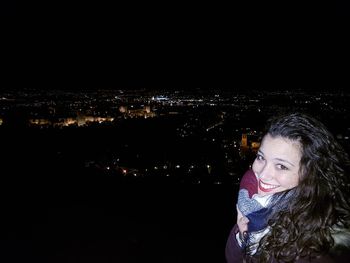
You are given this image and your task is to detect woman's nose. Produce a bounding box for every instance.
[257,163,273,181]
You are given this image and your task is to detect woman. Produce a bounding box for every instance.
[225,113,350,262]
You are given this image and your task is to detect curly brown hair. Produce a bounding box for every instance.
[250,113,350,262]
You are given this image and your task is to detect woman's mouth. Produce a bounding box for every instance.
[259,180,280,192]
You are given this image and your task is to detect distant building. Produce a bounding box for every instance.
[240,133,261,157]
[29,116,114,127]
[251,141,260,153]
[120,105,156,118]
[241,134,248,148]
[29,118,51,126]
[119,106,128,113]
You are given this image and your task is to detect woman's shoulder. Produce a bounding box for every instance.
[225,225,244,263]
[295,251,350,263]
[330,249,350,262]
[225,225,350,263]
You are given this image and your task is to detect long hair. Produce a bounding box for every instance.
[252,113,350,262]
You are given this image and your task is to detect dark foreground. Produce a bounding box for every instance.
[1,161,238,263]
[0,127,240,263]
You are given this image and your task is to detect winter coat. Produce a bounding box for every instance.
[225,224,350,263]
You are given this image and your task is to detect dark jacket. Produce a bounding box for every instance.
[225,225,350,263]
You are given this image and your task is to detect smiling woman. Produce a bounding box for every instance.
[226,112,350,263]
[254,134,301,195]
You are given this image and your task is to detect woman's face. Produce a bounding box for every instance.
[252,134,302,196]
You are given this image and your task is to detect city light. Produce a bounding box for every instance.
[2,88,349,186]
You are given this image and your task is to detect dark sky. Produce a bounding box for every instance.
[2,3,346,93]
[6,24,339,93]
[12,39,340,93]
[337,0,350,16]
[0,0,16,16]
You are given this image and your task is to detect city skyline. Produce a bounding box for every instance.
[1,78,350,262]
[1,87,349,183]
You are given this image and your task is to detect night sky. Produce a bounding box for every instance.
[0,1,15,16]
[5,31,340,93]
[2,2,347,93]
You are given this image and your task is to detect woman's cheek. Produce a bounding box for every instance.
[252,160,259,173]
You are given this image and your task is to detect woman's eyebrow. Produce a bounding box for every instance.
[274,158,295,167]
[258,150,295,167]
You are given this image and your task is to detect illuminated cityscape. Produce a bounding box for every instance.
[1,88,350,184]
[1,87,350,262]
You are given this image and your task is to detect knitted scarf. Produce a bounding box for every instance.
[237,169,294,252]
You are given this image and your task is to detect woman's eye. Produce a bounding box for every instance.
[277,164,288,170]
[256,154,264,161]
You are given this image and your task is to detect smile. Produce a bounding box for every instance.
[259,180,280,192]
